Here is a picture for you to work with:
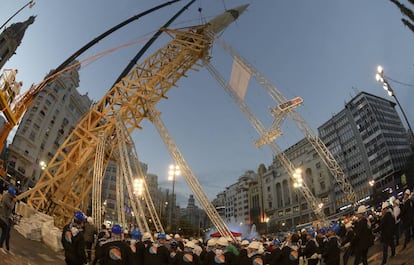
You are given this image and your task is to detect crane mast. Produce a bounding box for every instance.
[116,117,164,233]
[92,132,106,228]
[17,5,247,229]
[115,121,151,232]
[148,108,236,241]
[205,62,326,221]
[215,38,357,206]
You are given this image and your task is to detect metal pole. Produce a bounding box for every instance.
[172,174,176,229]
[391,91,414,144]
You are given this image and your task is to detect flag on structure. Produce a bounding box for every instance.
[229,57,251,100]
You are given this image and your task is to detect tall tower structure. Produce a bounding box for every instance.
[0,16,35,70]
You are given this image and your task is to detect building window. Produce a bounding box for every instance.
[29,131,36,141]
[320,181,326,191]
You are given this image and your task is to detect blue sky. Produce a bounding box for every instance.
[2,1,414,206]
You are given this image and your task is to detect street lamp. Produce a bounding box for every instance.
[133,178,143,197]
[376,65,414,145]
[168,164,180,229]
[39,160,47,170]
[293,168,303,224]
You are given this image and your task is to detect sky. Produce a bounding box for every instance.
[1,0,414,207]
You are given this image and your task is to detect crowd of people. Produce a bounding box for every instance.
[0,183,413,265]
[59,188,414,265]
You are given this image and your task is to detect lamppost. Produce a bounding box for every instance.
[0,1,35,31]
[293,168,303,224]
[39,160,47,170]
[168,164,180,229]
[368,179,376,205]
[375,65,414,146]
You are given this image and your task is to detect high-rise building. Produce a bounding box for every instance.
[0,16,35,70]
[318,92,412,210]
[7,62,92,189]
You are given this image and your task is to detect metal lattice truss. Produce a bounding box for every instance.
[215,38,357,206]
[115,121,150,233]
[92,131,105,227]
[205,62,326,221]
[17,25,215,228]
[115,118,163,233]
[147,107,236,241]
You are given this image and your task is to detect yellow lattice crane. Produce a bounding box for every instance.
[17,5,248,233]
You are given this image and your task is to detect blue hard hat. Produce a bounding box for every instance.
[157,233,167,240]
[8,186,16,197]
[74,211,86,222]
[318,228,326,234]
[308,231,316,237]
[111,224,123,235]
[273,239,280,246]
[131,229,142,240]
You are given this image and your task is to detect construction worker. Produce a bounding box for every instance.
[0,186,17,251]
[173,240,200,265]
[246,241,263,265]
[61,211,88,265]
[95,224,134,265]
[84,216,98,263]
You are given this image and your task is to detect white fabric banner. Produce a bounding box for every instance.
[229,57,251,100]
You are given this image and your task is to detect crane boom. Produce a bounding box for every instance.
[16,5,247,228]
[215,38,357,206]
[205,62,326,221]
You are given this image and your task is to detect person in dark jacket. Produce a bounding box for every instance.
[0,186,16,251]
[400,189,413,249]
[61,211,88,265]
[352,205,372,265]
[173,241,200,265]
[268,239,282,265]
[238,240,250,265]
[246,241,263,265]
[303,232,319,265]
[280,233,300,265]
[84,216,98,263]
[95,224,134,265]
[378,202,395,265]
[341,222,355,265]
[323,228,340,265]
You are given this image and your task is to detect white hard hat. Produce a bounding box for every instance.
[87,217,93,224]
[185,241,195,249]
[357,205,367,214]
[143,232,152,241]
[174,234,181,239]
[405,189,411,195]
[248,241,261,250]
[166,234,172,241]
[216,237,228,247]
[207,238,217,247]
[345,222,352,229]
[193,245,202,256]
[382,201,390,210]
[241,240,250,246]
